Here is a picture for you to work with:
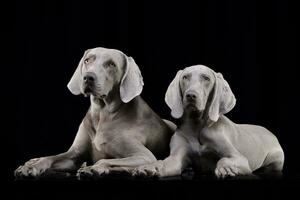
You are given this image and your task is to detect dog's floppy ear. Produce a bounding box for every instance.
[208,72,236,124]
[67,50,90,95]
[120,56,144,103]
[165,70,184,119]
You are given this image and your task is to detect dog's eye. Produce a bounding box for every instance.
[202,75,210,82]
[182,75,188,80]
[84,58,90,64]
[104,60,116,68]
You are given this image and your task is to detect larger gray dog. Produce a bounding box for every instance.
[134,65,284,178]
[15,47,175,178]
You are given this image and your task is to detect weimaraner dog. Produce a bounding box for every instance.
[15,47,175,179]
[134,65,284,178]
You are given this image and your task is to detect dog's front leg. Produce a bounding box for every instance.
[15,122,91,178]
[133,134,190,178]
[15,151,80,178]
[77,139,157,178]
[133,153,189,178]
[78,155,155,178]
[204,129,252,178]
[215,155,252,178]
[213,139,252,178]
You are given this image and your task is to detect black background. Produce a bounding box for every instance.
[9,0,300,198]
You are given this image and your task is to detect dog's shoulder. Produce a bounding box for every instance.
[200,115,234,142]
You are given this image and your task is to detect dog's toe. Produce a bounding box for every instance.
[91,166,109,177]
[223,166,235,177]
[215,165,238,179]
[133,166,160,178]
[14,166,23,177]
[77,166,94,180]
[132,169,146,177]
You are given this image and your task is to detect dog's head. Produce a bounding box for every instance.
[67,47,144,103]
[165,65,236,125]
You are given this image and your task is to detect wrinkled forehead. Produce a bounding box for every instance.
[86,47,125,64]
[183,65,215,77]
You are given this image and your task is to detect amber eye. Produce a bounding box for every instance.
[84,58,90,64]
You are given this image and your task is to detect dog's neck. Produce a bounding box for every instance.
[103,89,124,113]
[179,110,210,134]
[92,86,124,114]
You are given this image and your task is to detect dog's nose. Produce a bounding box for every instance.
[185,91,197,101]
[83,73,96,84]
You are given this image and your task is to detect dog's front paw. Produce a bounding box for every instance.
[77,166,93,179]
[215,164,239,179]
[215,158,239,179]
[77,164,110,180]
[14,157,50,179]
[133,161,163,178]
[90,164,110,177]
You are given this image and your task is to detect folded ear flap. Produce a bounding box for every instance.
[165,70,184,119]
[120,56,144,103]
[208,72,236,124]
[67,50,89,95]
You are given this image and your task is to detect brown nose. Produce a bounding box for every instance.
[83,73,96,84]
[185,91,197,101]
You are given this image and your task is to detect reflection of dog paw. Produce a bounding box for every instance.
[215,158,239,179]
[14,158,49,179]
[77,165,110,180]
[133,161,163,178]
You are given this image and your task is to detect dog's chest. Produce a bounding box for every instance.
[91,117,125,155]
[186,135,218,171]
[186,136,203,156]
[93,123,114,143]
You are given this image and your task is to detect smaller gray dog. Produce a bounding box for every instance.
[134,65,284,178]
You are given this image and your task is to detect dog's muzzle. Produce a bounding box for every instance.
[185,91,198,102]
[83,85,93,94]
[83,72,96,85]
[183,90,204,112]
[83,72,97,94]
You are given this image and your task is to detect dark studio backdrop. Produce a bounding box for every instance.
[10,0,299,198]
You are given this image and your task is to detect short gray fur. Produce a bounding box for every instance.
[15,47,176,179]
[133,65,284,178]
